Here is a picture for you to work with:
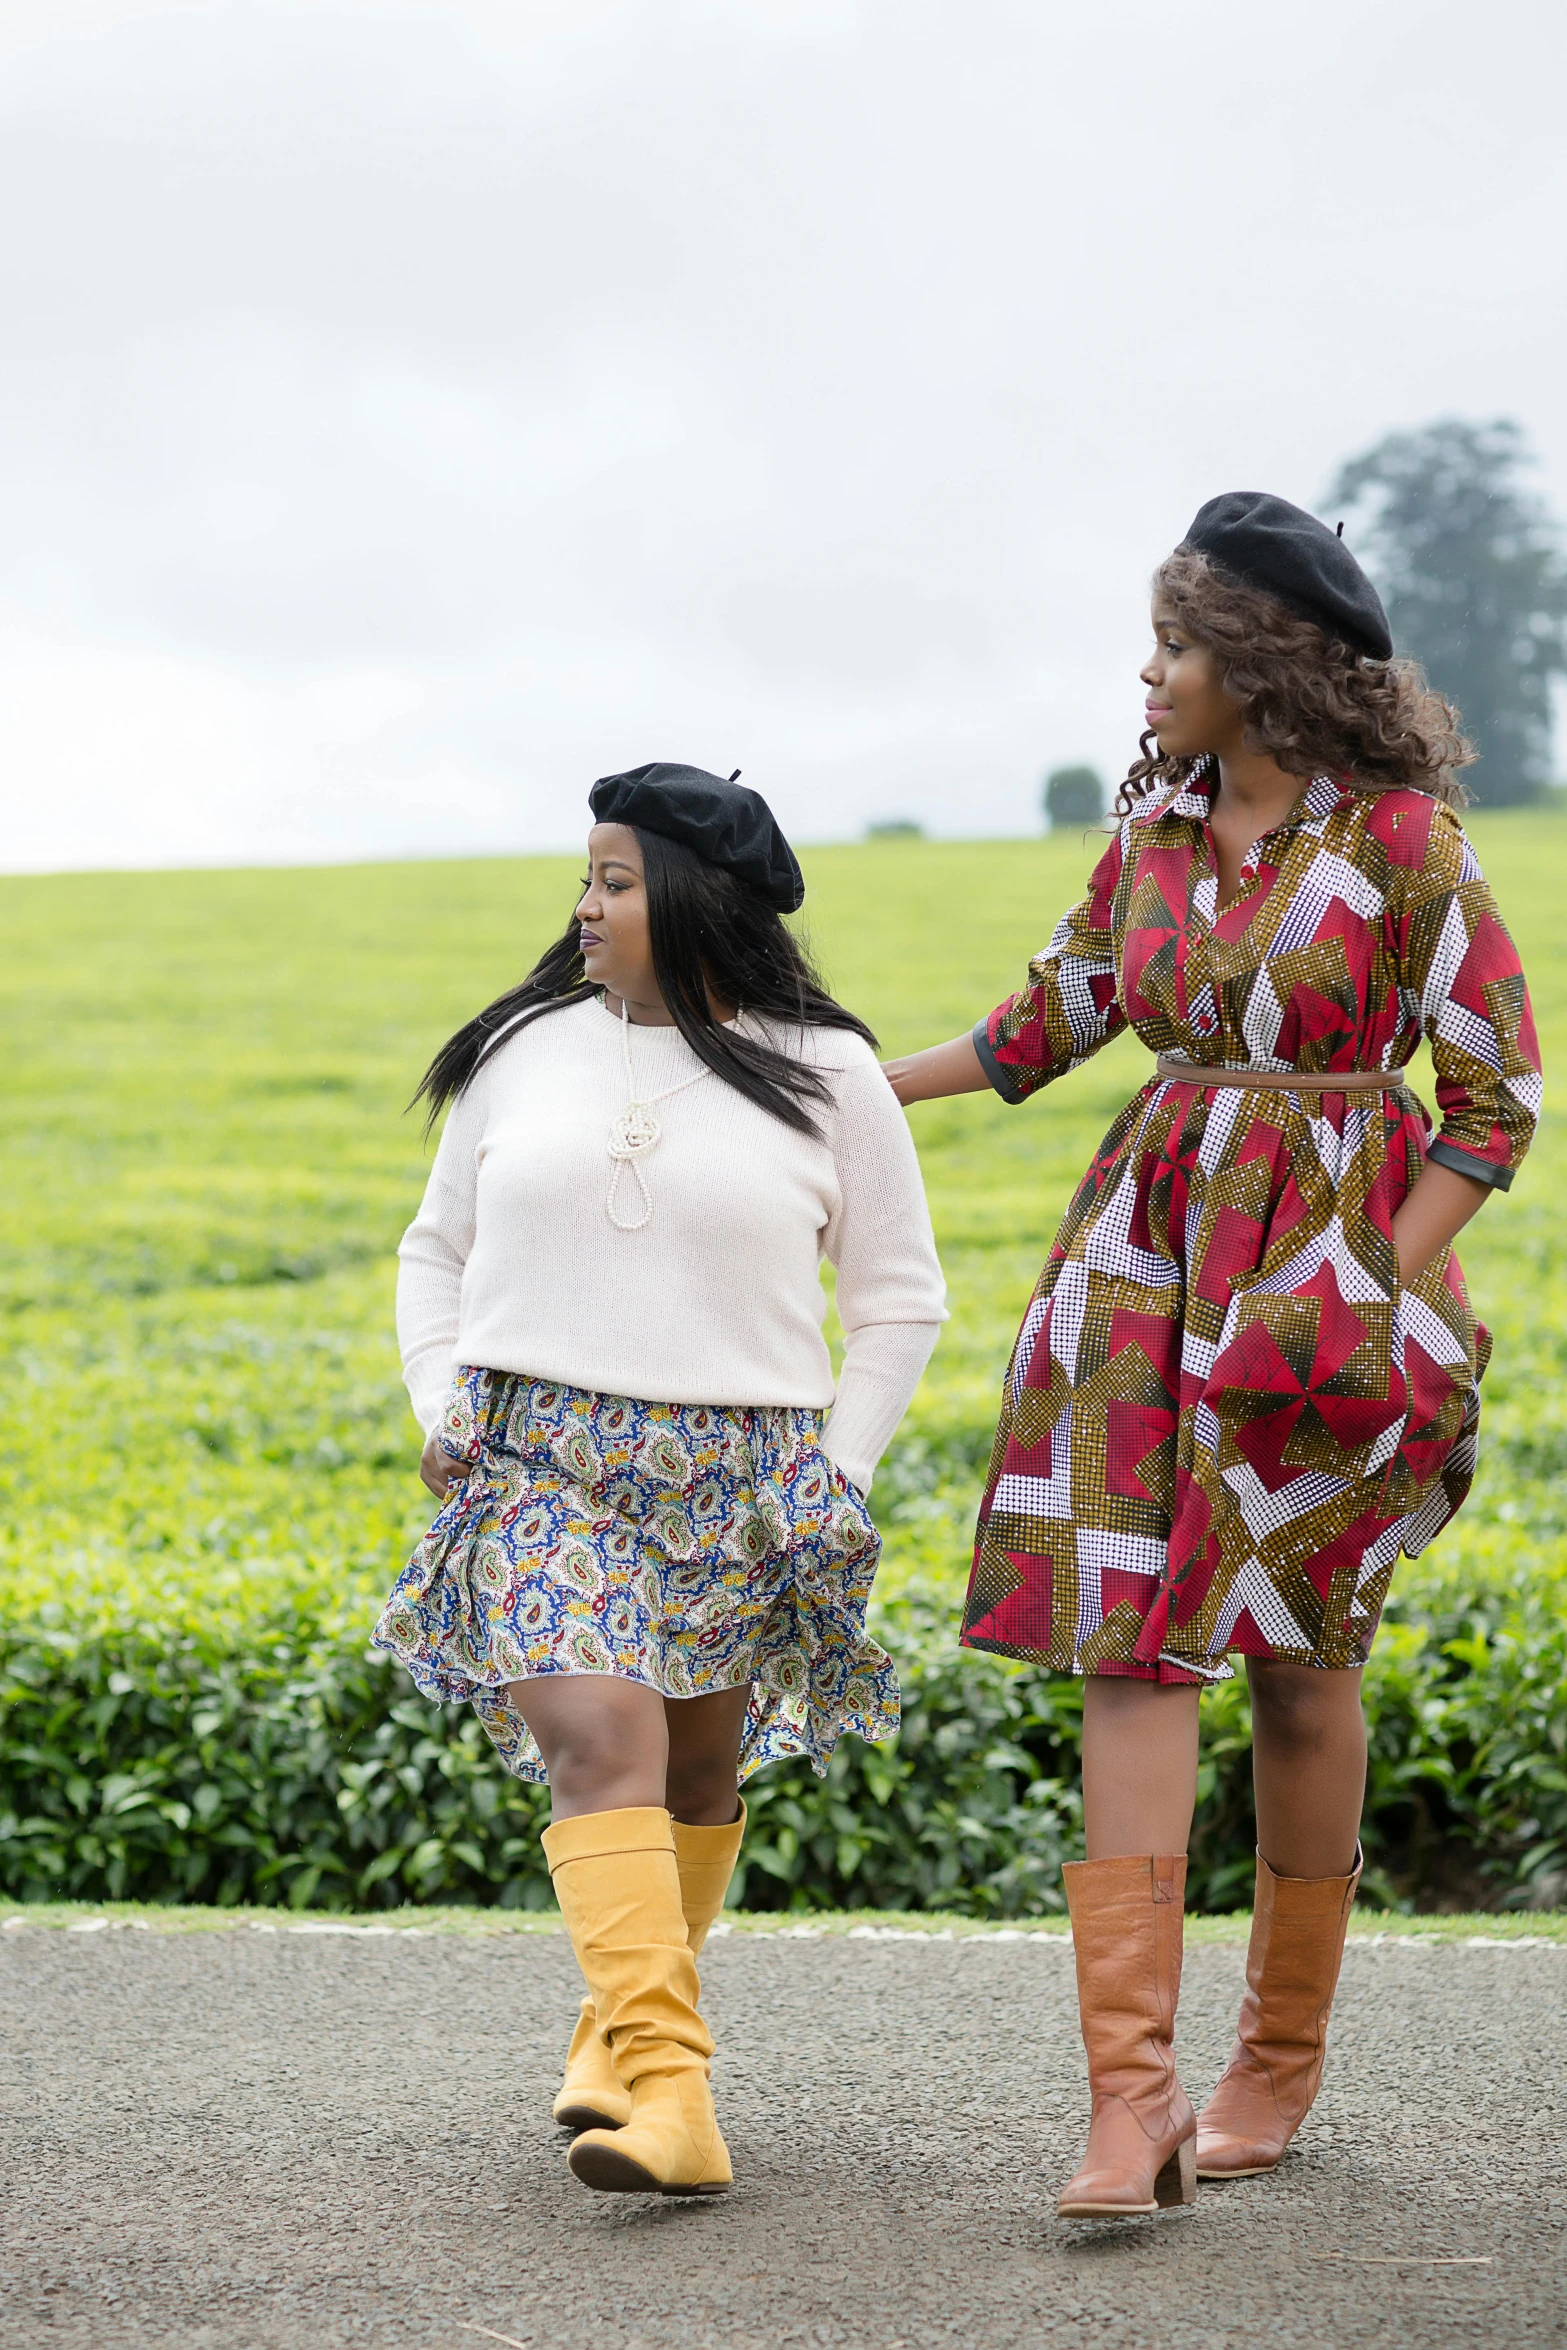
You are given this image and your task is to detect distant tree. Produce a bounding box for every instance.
[1327,418,1567,806]
[865,817,924,839]
[1044,764,1105,829]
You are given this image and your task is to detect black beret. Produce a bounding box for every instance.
[588,761,805,913]
[1183,490,1393,661]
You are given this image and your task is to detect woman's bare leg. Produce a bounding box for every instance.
[1247,1659,1366,1877]
[1081,1678,1202,1859]
[507,1675,669,1821]
[663,1684,753,1826]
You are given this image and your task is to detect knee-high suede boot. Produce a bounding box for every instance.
[1056,1854,1197,2221]
[1194,1844,1361,2177]
[552,1803,746,2133]
[543,1806,731,2195]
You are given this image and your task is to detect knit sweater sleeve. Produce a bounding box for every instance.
[819,1049,947,1495]
[395,1072,489,1438]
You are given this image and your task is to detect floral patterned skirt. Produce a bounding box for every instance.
[372,1366,896,1784]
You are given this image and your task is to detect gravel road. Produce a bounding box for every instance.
[1,1921,1563,2350]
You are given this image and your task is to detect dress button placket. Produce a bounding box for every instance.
[1183,895,1222,1043]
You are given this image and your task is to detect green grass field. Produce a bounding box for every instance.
[4,818,1565,1626]
[2,818,1565,1913]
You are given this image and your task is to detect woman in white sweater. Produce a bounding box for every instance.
[374,762,945,2200]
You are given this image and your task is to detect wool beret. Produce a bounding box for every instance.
[588,762,805,913]
[1183,490,1393,661]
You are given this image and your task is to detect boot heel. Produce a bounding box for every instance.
[1155,2136,1197,2207]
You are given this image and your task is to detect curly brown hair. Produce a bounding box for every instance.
[1115,546,1474,817]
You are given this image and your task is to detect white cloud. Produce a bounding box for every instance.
[0,0,1563,867]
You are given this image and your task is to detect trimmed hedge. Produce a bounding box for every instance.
[2,1577,1564,1915]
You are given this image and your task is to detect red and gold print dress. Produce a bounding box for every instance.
[962,762,1541,1683]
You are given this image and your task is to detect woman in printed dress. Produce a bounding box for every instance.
[887,494,1540,2220]
[376,763,944,2197]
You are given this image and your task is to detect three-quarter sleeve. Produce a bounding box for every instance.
[396,1074,488,1435]
[819,1053,947,1495]
[1383,798,1541,1191]
[973,830,1128,1103]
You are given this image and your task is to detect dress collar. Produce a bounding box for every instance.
[1166,759,1218,823]
[1165,756,1351,838]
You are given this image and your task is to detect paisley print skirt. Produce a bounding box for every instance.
[373,1366,895,1784]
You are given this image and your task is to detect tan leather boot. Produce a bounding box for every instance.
[552,1804,746,2133]
[1056,1854,1197,2220]
[543,1806,731,2195]
[1195,1843,1361,2178]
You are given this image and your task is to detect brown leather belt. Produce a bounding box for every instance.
[1155,1056,1406,1094]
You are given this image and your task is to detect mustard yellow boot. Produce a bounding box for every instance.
[674,1803,748,1951]
[543,1806,732,2195]
[552,1804,745,2133]
[552,1999,634,2135]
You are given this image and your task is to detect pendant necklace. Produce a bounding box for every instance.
[605,995,716,1231]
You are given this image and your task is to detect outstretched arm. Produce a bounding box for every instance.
[889,833,1128,1113]
[882,1031,990,1106]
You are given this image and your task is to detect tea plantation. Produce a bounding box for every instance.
[2,821,1564,1914]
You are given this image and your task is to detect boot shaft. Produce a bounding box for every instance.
[544,1805,713,2078]
[672,1802,746,1958]
[1238,1845,1361,2064]
[1063,1853,1187,2092]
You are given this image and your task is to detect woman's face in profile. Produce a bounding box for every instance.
[575,821,658,1007]
[1140,602,1243,763]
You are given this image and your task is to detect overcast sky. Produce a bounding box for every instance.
[2,0,1565,870]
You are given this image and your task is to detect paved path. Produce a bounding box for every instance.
[2,1922,1564,2349]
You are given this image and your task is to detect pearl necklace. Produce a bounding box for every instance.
[605,996,715,1231]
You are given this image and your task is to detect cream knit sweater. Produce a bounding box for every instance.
[396,996,946,1494]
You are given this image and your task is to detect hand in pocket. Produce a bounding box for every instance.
[419,1431,472,1500]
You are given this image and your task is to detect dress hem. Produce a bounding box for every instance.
[958,1631,1229,1686]
[958,1630,1379,1681]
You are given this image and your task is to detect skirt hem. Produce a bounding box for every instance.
[373,1628,897,1785]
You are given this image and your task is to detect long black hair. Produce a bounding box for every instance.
[413,827,877,1136]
